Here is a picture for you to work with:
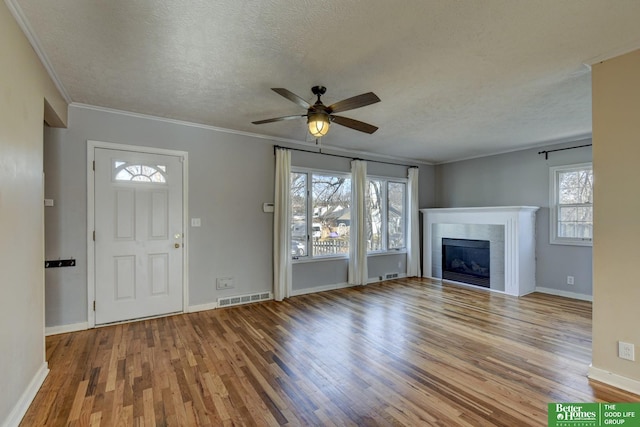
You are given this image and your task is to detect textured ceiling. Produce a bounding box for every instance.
[12,0,640,163]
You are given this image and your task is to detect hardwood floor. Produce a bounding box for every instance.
[22,278,639,426]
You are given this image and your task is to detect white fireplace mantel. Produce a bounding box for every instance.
[420,206,539,296]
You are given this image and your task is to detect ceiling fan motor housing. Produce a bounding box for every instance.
[311,85,327,96]
[308,86,331,131]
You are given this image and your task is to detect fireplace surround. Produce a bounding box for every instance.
[420,206,539,296]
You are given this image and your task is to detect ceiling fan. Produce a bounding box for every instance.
[252,86,381,137]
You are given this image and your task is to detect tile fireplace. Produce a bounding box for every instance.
[420,206,539,296]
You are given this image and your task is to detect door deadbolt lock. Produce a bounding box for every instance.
[174,243,180,248]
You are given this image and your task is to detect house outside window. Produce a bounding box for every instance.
[291,170,351,259]
[549,163,593,246]
[290,169,406,260]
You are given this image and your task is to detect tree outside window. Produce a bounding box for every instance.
[365,179,406,252]
[291,170,407,260]
[312,174,351,256]
[550,163,593,246]
[387,182,406,250]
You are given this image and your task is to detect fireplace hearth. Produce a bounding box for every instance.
[442,238,490,288]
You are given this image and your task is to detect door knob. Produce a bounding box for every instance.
[174,243,180,248]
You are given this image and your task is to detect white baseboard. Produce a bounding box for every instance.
[291,282,354,297]
[2,362,49,427]
[188,302,218,313]
[588,365,640,395]
[535,287,593,302]
[45,321,89,336]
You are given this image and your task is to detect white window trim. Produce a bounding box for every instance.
[549,162,593,247]
[292,167,352,262]
[366,175,408,254]
[290,168,408,263]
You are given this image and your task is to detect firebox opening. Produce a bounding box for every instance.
[442,238,490,288]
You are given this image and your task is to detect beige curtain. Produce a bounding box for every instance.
[273,148,292,300]
[407,167,421,277]
[348,160,368,285]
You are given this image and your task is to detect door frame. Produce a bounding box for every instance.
[87,140,189,328]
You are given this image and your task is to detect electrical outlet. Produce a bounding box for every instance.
[216,277,234,290]
[567,276,575,285]
[618,341,635,361]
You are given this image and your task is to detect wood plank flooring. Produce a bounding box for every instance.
[21,278,639,426]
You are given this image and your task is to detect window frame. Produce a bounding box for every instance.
[549,162,593,247]
[290,168,407,263]
[112,161,168,184]
[291,167,353,262]
[365,175,407,254]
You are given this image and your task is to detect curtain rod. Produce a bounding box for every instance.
[273,145,417,168]
[538,143,592,160]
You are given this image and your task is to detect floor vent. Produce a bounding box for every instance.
[384,273,400,280]
[218,292,272,308]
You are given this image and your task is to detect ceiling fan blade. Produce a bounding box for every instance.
[271,88,311,109]
[328,92,380,114]
[331,115,379,134]
[252,115,306,125]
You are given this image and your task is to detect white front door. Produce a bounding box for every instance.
[94,148,184,325]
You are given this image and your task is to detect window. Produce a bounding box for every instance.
[290,170,351,259]
[114,161,167,183]
[366,180,383,251]
[291,172,308,256]
[387,181,406,249]
[550,163,593,246]
[290,168,407,261]
[366,179,406,252]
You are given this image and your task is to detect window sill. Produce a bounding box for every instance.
[292,250,407,264]
[292,255,348,264]
[367,250,407,257]
[550,238,592,247]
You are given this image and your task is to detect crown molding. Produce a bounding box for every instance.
[71,103,590,167]
[434,133,592,165]
[70,103,434,166]
[5,0,72,103]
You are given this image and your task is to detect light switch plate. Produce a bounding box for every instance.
[216,277,234,290]
[191,218,201,227]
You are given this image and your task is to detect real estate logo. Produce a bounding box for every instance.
[551,403,597,426]
[548,403,640,427]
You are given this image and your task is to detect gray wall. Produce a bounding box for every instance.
[44,105,436,327]
[435,139,593,296]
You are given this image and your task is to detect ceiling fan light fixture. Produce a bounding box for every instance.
[307,112,330,137]
[253,86,379,136]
